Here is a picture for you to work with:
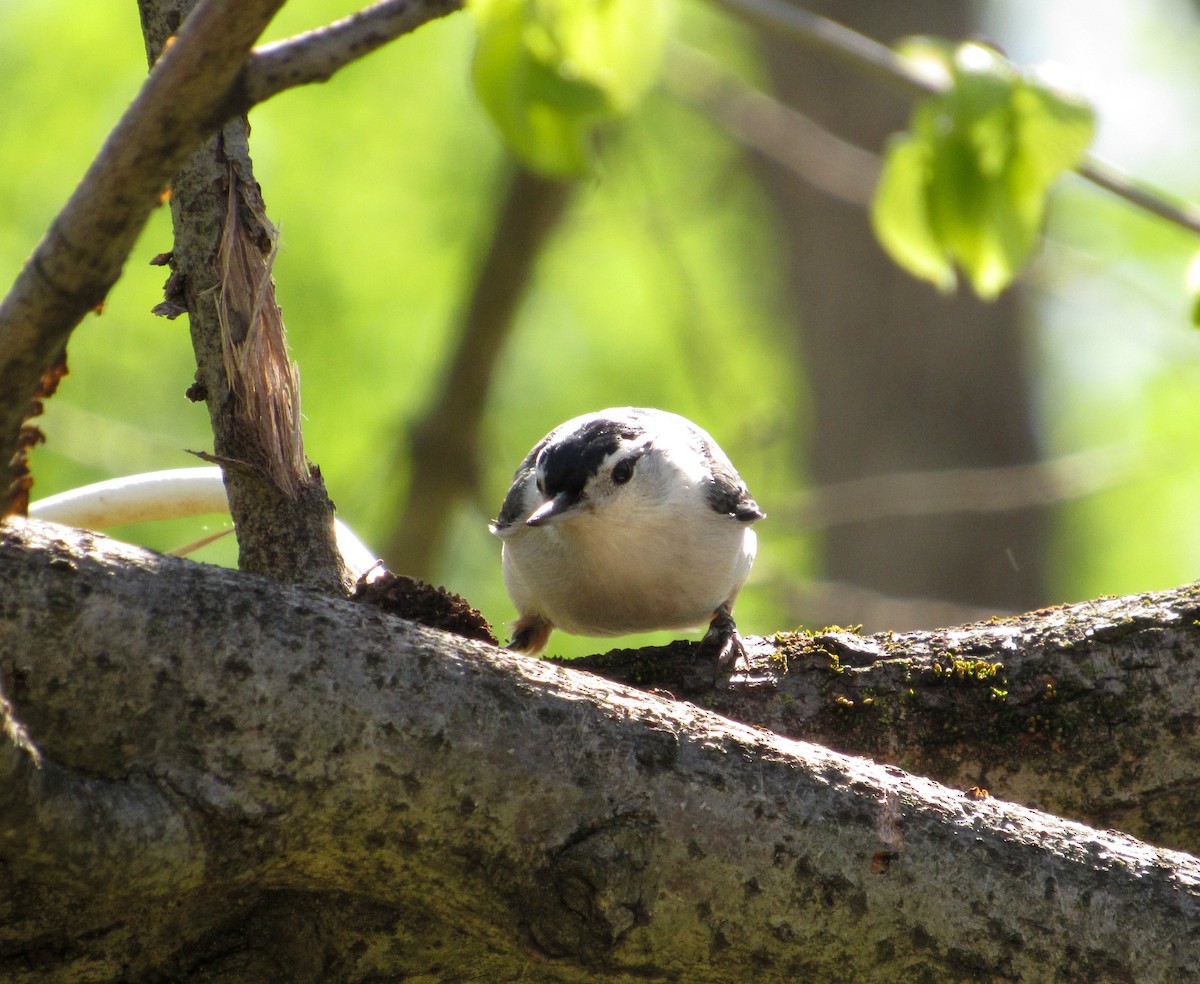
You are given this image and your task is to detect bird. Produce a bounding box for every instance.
[489,407,764,670]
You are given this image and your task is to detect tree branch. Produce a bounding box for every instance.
[765,575,1010,633]
[783,444,1131,530]
[572,580,1200,856]
[2,519,1200,981]
[239,0,463,106]
[383,166,574,576]
[712,0,1200,237]
[0,0,463,516]
[0,0,290,514]
[663,41,879,207]
[140,0,347,590]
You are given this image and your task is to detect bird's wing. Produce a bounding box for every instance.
[703,454,765,523]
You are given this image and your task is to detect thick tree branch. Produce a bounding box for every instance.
[0,751,200,899]
[573,581,1200,856]
[2,519,1199,981]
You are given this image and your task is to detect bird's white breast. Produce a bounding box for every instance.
[501,499,756,637]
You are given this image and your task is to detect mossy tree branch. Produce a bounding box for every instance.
[2,519,1200,981]
[571,581,1200,856]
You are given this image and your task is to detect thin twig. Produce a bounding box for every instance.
[1076,157,1200,237]
[712,0,938,98]
[712,0,1200,237]
[663,41,879,206]
[240,0,462,106]
[382,167,574,576]
[785,444,1132,531]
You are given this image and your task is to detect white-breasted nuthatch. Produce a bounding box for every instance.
[490,407,764,667]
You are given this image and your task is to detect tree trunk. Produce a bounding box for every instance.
[759,0,1048,627]
[2,520,1198,982]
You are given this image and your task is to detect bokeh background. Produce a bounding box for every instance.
[4,0,1200,657]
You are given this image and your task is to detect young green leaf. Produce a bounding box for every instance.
[873,130,955,293]
[871,40,1095,298]
[469,0,673,177]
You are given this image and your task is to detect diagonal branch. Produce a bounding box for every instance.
[239,0,463,106]
[663,40,879,206]
[383,166,574,576]
[0,0,464,516]
[0,0,288,513]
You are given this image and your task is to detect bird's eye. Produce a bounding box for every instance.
[612,457,636,485]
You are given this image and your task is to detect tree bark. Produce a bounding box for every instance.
[141,0,350,592]
[2,519,1199,982]
[0,0,461,518]
[572,582,1200,857]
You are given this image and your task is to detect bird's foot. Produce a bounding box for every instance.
[508,615,553,655]
[697,607,746,679]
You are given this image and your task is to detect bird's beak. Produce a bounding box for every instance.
[526,492,581,527]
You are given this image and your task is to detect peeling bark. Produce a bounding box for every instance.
[2,519,1199,982]
[142,0,347,592]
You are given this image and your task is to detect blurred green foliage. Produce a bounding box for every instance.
[468,0,673,175]
[3,0,1200,653]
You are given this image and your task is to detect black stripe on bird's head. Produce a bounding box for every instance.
[535,417,641,504]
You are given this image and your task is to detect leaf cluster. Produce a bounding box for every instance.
[872,39,1095,298]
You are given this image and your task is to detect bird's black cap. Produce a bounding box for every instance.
[538,417,640,499]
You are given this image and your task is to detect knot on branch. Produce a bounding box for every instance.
[522,813,658,960]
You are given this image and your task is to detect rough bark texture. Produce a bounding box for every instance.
[573,583,1200,857]
[141,0,348,593]
[2,519,1199,983]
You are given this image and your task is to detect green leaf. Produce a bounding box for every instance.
[469,0,673,177]
[871,40,1096,299]
[872,130,955,293]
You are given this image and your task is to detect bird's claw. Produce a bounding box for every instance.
[508,615,553,655]
[698,608,746,678]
